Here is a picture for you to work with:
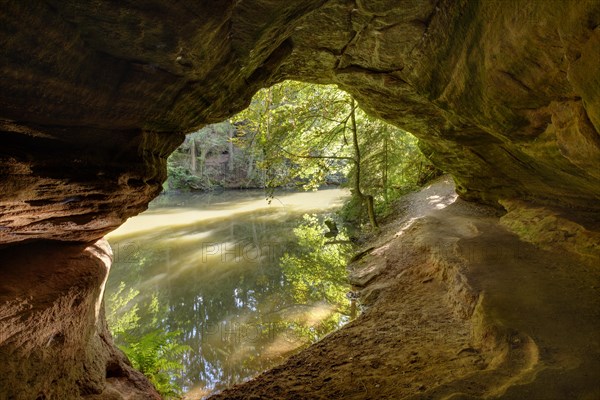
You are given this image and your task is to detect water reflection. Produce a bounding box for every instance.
[105,189,351,397]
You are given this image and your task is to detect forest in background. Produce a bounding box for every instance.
[166,81,440,226]
[109,81,442,398]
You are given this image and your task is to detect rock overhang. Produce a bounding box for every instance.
[0,0,598,245]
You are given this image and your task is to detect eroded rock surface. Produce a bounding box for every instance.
[210,178,600,400]
[0,0,598,398]
[0,240,159,399]
[1,0,598,244]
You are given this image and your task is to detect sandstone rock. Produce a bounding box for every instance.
[0,1,599,398]
[0,240,159,399]
[0,0,598,244]
[500,199,600,265]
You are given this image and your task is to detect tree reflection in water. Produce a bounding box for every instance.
[105,189,352,396]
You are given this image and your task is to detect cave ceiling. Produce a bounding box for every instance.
[0,0,599,244]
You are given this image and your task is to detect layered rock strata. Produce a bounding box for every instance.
[0,0,598,398]
[0,240,159,399]
[0,0,598,244]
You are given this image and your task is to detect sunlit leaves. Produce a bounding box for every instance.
[119,329,190,399]
[233,81,354,192]
[232,80,438,222]
[106,282,140,337]
[106,285,190,399]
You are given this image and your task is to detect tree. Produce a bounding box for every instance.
[167,79,440,226]
[233,81,384,229]
[349,98,378,229]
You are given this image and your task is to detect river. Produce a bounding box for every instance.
[105,188,352,398]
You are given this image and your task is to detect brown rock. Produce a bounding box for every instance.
[0,1,598,398]
[0,0,598,245]
[0,240,159,399]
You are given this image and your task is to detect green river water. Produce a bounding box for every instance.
[105,188,351,398]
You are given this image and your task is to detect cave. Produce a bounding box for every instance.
[0,1,599,399]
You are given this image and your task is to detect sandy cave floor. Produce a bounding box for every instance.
[205,177,600,400]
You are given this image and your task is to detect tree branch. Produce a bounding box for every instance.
[277,146,354,161]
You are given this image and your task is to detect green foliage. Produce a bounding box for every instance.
[232,81,439,225]
[280,214,352,311]
[119,329,190,399]
[106,282,140,337]
[166,120,267,191]
[166,162,208,191]
[233,82,354,193]
[349,110,440,219]
[106,286,191,399]
[165,80,440,226]
[338,194,364,225]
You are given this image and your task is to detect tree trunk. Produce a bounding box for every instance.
[350,99,379,230]
[200,148,207,179]
[246,151,255,182]
[227,124,234,172]
[190,138,197,173]
[365,194,378,230]
[383,134,389,204]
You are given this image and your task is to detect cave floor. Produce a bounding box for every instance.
[207,177,600,400]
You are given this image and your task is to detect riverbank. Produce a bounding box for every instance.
[208,176,600,399]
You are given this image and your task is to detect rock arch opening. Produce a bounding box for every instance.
[1,0,598,398]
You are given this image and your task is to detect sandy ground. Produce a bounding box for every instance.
[207,176,600,399]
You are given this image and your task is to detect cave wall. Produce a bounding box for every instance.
[0,240,159,399]
[1,0,598,245]
[0,0,598,398]
[277,0,600,209]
